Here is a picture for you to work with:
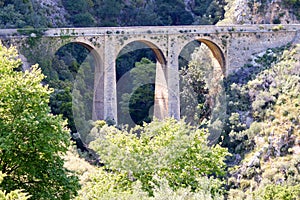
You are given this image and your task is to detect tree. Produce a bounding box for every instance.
[86,118,229,198]
[119,58,156,126]
[94,0,124,26]
[179,44,225,127]
[155,0,194,25]
[0,173,30,200]
[73,12,96,27]
[0,43,80,199]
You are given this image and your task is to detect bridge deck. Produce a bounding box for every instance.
[0,24,299,38]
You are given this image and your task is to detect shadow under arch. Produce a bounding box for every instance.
[138,40,167,66]
[53,41,104,134]
[116,40,168,126]
[198,39,226,75]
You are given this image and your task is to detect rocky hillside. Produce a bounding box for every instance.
[219,0,300,24]
[0,0,226,28]
[37,0,68,27]
[1,0,299,28]
[223,41,300,199]
[0,1,299,199]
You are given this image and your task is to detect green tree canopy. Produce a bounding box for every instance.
[0,42,80,199]
[0,173,30,200]
[119,58,156,126]
[86,118,229,198]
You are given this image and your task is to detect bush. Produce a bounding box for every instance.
[259,184,300,200]
[0,42,80,199]
[81,118,229,198]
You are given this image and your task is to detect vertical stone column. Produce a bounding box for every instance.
[92,50,104,120]
[103,35,118,123]
[153,62,168,120]
[166,35,180,120]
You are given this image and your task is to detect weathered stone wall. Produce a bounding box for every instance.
[227,31,297,74]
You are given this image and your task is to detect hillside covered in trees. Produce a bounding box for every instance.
[0,0,299,28]
[0,0,299,200]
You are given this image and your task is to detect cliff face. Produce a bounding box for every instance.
[219,0,300,25]
[37,0,68,27]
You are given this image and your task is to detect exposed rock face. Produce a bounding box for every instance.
[19,54,31,71]
[250,0,300,24]
[37,0,68,27]
[219,0,300,25]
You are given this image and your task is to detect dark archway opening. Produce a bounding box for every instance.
[178,39,225,127]
[51,43,96,143]
[116,41,160,127]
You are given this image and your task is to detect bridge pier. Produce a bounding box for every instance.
[92,51,104,121]
[103,36,118,123]
[167,35,180,120]
[154,62,169,120]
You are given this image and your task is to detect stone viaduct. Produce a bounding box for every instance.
[0,24,299,124]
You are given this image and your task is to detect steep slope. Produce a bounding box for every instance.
[0,0,226,28]
[225,44,300,199]
[37,0,68,27]
[219,0,300,25]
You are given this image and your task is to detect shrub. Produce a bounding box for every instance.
[82,118,229,198]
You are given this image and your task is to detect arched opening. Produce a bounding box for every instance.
[178,39,226,132]
[50,42,103,143]
[116,40,167,127]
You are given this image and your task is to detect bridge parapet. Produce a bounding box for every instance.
[43,24,300,37]
[0,24,300,38]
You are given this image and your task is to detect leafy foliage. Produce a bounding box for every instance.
[87,118,229,197]
[225,44,300,199]
[0,173,30,200]
[119,58,156,126]
[0,42,80,199]
[21,41,94,142]
[179,44,214,125]
[0,0,50,28]
[0,0,226,28]
[77,170,225,200]
[258,184,300,200]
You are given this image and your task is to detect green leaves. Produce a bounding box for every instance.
[119,58,156,125]
[0,42,79,199]
[89,118,229,196]
[260,184,300,200]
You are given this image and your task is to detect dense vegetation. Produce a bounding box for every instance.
[224,44,300,199]
[0,43,80,199]
[76,118,229,199]
[0,0,226,28]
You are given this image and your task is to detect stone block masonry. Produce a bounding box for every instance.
[1,24,299,123]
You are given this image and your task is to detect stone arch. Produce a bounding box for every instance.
[179,38,226,75]
[116,40,168,125]
[198,39,226,75]
[116,39,167,65]
[53,40,104,122]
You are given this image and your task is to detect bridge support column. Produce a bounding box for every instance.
[166,36,180,120]
[92,51,104,120]
[103,36,118,123]
[154,62,168,120]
